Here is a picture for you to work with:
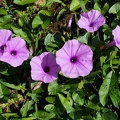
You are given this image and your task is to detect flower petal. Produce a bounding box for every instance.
[56,39,93,78]
[8,37,26,50]
[0,37,29,67]
[0,29,12,46]
[112,26,120,49]
[30,52,60,83]
[60,63,79,78]
[78,10,105,32]
[76,60,93,76]
[31,70,45,81]
[42,74,54,83]
[78,13,90,30]
[30,56,43,70]
[0,52,21,67]
[112,26,120,39]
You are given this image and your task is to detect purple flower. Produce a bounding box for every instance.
[0,37,29,67]
[0,29,12,56]
[67,17,73,29]
[30,52,61,83]
[107,26,120,49]
[56,39,93,78]
[78,10,106,32]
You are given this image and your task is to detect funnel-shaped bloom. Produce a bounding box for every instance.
[107,26,120,49]
[67,17,73,29]
[78,10,106,32]
[0,37,29,67]
[56,40,93,78]
[0,29,12,56]
[30,52,61,83]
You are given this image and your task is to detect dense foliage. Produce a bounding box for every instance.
[0,0,120,120]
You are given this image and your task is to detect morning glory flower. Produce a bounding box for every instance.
[67,17,73,30]
[0,29,12,56]
[107,26,120,49]
[0,37,29,67]
[78,10,106,32]
[30,52,61,83]
[56,39,93,78]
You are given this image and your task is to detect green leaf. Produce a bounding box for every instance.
[48,80,59,95]
[58,93,74,113]
[109,2,120,14]
[94,3,101,12]
[0,8,7,15]
[0,79,25,91]
[87,95,100,111]
[56,8,66,21]
[2,113,18,120]
[102,111,119,120]
[102,3,109,15]
[27,93,41,102]
[13,0,36,5]
[18,18,24,27]
[44,104,55,112]
[0,15,12,26]
[0,83,9,100]
[99,71,113,106]
[11,26,31,43]
[44,33,64,53]
[32,13,50,29]
[10,117,36,120]
[39,10,53,16]
[0,114,5,120]
[45,97,55,103]
[41,16,50,29]
[108,72,120,108]
[100,56,106,67]
[77,32,90,44]
[32,14,43,29]
[59,84,71,93]
[70,0,86,11]
[72,89,85,106]
[109,88,120,108]
[0,84,3,99]
[20,100,34,117]
[46,0,65,8]
[95,112,102,120]
[15,10,24,17]
[33,110,55,119]
[70,0,81,11]
[44,33,55,45]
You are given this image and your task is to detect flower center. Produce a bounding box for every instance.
[10,50,17,56]
[70,57,77,63]
[0,44,6,51]
[44,67,50,73]
[89,22,94,27]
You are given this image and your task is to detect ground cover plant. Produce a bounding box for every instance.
[0,0,120,120]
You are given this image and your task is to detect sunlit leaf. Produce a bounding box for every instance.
[48,80,59,95]
[13,0,36,5]
[0,15,12,25]
[72,89,85,106]
[99,71,113,106]
[70,0,81,11]
[109,2,120,14]
[20,100,34,117]
[58,93,74,113]
[11,26,31,43]
[0,8,7,15]
[33,110,55,119]
[44,104,55,112]
[32,14,43,29]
